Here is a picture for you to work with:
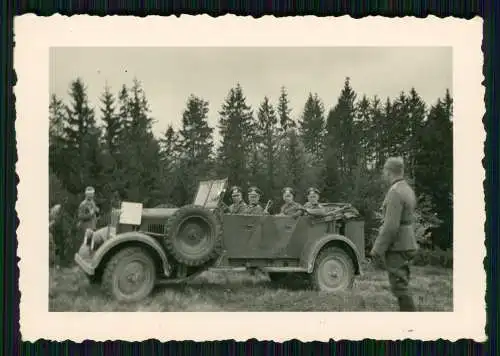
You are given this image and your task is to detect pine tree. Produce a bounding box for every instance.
[216,83,255,189]
[277,86,295,133]
[355,94,372,169]
[159,125,180,172]
[49,94,67,177]
[414,94,453,248]
[99,83,123,156]
[118,78,163,206]
[59,77,100,194]
[388,91,410,160]
[49,94,66,145]
[369,95,386,170]
[405,87,427,179]
[283,128,307,201]
[322,106,342,201]
[256,96,280,197]
[327,77,358,178]
[176,94,215,202]
[298,92,325,162]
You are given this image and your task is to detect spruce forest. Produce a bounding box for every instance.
[49,76,453,266]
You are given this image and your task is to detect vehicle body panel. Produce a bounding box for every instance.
[74,231,171,276]
[74,177,366,282]
[221,212,365,275]
[299,232,363,274]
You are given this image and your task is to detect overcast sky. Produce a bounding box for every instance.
[50,47,452,141]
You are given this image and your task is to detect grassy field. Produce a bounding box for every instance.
[49,262,453,312]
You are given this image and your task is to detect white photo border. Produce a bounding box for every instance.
[14,14,486,342]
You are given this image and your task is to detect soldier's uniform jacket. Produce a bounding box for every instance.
[246,203,265,215]
[78,199,99,230]
[228,201,248,214]
[280,201,304,217]
[372,178,419,256]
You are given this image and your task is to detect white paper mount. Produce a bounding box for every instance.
[119,202,143,225]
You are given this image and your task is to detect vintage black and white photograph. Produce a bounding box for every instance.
[47,45,454,312]
[16,15,485,342]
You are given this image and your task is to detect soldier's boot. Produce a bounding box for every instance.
[398,295,416,312]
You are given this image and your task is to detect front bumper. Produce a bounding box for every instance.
[74,246,96,275]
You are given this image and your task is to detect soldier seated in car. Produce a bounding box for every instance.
[278,187,304,217]
[245,186,267,215]
[227,186,248,214]
[303,187,327,216]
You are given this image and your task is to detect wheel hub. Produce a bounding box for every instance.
[178,221,210,255]
[320,259,346,289]
[118,261,147,294]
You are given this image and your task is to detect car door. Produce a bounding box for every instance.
[256,215,302,258]
[222,214,263,258]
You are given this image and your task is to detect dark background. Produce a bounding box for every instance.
[2,0,496,355]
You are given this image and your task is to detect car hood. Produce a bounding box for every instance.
[141,207,179,218]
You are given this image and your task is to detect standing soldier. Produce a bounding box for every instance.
[227,186,248,214]
[77,186,100,237]
[49,204,62,267]
[279,187,304,217]
[370,157,419,312]
[246,186,266,215]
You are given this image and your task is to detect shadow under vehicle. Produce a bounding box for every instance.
[74,178,366,302]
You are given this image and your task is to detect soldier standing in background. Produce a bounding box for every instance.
[279,187,304,217]
[246,186,266,215]
[370,157,419,312]
[77,186,100,234]
[227,186,248,214]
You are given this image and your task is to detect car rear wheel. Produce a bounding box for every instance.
[311,246,355,292]
[101,247,156,302]
[164,205,222,267]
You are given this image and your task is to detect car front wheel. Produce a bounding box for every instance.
[101,247,156,302]
[311,246,355,292]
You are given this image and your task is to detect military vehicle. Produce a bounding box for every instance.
[74,178,366,302]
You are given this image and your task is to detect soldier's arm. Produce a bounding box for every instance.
[306,206,327,216]
[291,203,305,218]
[77,203,93,221]
[371,189,403,255]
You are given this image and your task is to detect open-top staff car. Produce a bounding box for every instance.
[74,178,366,302]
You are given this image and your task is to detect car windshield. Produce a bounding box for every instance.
[193,178,228,208]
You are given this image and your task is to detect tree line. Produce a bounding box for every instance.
[49,76,453,265]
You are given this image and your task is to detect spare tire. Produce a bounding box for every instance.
[164,205,223,266]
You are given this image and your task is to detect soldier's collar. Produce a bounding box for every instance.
[390,177,404,187]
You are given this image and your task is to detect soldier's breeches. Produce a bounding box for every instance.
[385,251,413,298]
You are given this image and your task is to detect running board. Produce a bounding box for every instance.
[208,266,308,273]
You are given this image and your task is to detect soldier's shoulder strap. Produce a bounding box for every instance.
[388,178,405,193]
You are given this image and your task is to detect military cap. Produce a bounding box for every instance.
[248,186,262,196]
[307,187,320,195]
[230,186,242,195]
[85,186,95,194]
[282,187,295,195]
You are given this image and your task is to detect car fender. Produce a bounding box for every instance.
[87,231,171,276]
[301,234,362,274]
